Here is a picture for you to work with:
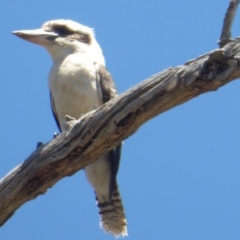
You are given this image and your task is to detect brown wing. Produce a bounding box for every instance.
[95,63,122,202]
[95,63,118,101]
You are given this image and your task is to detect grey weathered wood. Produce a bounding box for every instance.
[1,38,240,226]
[218,0,240,47]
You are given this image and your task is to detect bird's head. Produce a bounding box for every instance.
[13,19,104,63]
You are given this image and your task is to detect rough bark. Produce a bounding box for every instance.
[218,0,240,47]
[1,0,240,229]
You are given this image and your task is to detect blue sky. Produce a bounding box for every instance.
[1,0,240,239]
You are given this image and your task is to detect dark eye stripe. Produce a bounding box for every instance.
[66,33,91,44]
[51,24,91,44]
[53,25,73,35]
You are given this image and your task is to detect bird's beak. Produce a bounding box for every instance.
[12,29,58,45]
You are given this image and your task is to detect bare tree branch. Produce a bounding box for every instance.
[1,0,240,229]
[1,38,240,226]
[218,0,240,47]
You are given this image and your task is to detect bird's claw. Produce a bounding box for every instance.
[53,132,59,139]
[36,142,44,149]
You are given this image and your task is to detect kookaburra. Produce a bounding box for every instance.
[13,19,127,237]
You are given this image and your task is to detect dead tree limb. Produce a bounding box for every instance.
[1,0,240,229]
[218,0,240,47]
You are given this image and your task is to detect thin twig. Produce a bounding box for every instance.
[218,0,240,48]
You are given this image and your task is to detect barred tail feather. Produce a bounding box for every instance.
[97,187,127,237]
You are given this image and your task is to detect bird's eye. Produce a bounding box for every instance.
[53,26,73,36]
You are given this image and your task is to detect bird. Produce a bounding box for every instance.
[13,19,127,237]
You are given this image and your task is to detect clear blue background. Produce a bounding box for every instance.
[1,1,240,239]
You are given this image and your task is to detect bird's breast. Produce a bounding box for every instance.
[49,56,102,131]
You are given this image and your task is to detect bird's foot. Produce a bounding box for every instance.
[65,115,77,130]
[53,132,59,139]
[36,142,44,149]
